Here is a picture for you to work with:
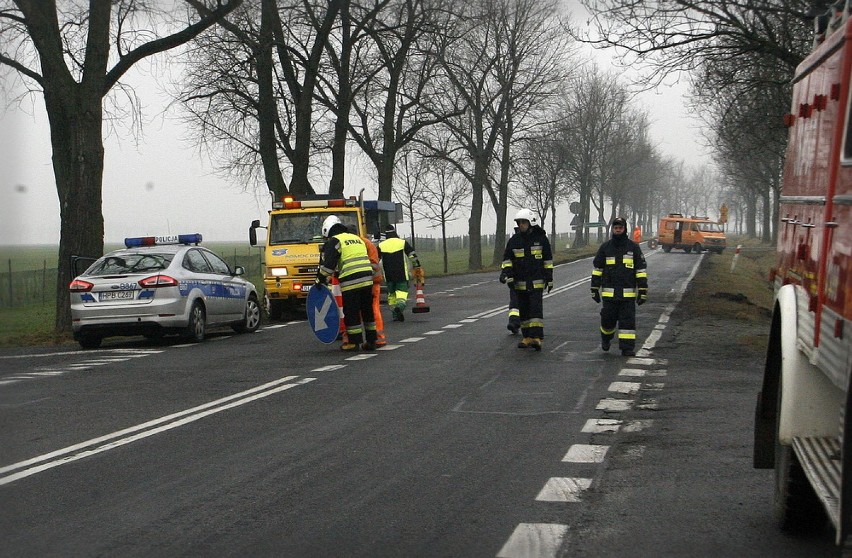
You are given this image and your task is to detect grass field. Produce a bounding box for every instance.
[0,236,765,348]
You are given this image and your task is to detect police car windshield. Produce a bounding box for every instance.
[270,212,360,244]
[86,253,174,276]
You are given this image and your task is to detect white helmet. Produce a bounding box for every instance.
[322,215,342,237]
[514,208,537,226]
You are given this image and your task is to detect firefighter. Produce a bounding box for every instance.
[377,225,422,322]
[505,226,521,335]
[632,225,642,244]
[591,217,648,357]
[316,215,378,351]
[500,208,553,351]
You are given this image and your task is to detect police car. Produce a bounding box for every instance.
[69,234,261,349]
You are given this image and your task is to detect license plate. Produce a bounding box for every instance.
[301,284,313,292]
[100,290,135,301]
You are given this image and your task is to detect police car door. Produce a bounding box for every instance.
[183,248,226,321]
[202,249,245,320]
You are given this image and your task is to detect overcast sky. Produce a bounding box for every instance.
[0,4,711,247]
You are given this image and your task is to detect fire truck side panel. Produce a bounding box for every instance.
[755,16,852,544]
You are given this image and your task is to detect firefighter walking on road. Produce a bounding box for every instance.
[591,217,648,357]
[500,209,553,351]
[316,216,378,351]
[378,225,422,322]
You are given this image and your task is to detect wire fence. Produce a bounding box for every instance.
[0,254,264,309]
[2,232,585,308]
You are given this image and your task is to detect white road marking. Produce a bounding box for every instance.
[345,354,378,361]
[459,319,478,323]
[535,477,593,502]
[377,344,403,350]
[496,523,569,558]
[596,398,633,412]
[582,418,621,433]
[311,365,347,372]
[399,337,425,342]
[562,444,609,463]
[608,381,641,395]
[442,324,464,329]
[424,330,445,335]
[618,368,647,377]
[0,376,315,486]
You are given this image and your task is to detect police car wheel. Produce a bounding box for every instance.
[78,334,102,350]
[184,301,206,342]
[234,295,261,333]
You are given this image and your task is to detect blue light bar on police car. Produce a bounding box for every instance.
[124,234,203,248]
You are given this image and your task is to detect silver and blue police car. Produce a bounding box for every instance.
[69,234,260,349]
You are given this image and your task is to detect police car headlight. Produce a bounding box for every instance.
[270,267,288,277]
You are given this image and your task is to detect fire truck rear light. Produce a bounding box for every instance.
[69,279,94,292]
[138,275,179,288]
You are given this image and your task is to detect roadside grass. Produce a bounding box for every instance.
[679,237,776,350]
[0,237,758,348]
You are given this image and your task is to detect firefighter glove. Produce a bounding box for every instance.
[315,275,327,286]
[637,295,647,306]
[591,290,601,303]
[499,270,509,284]
[547,282,553,293]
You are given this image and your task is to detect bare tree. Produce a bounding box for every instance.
[575,0,814,88]
[0,0,242,333]
[555,66,629,247]
[412,149,471,272]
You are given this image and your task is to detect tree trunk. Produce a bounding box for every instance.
[468,156,486,270]
[45,88,105,334]
[258,0,288,198]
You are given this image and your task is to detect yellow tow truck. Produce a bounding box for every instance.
[249,194,400,319]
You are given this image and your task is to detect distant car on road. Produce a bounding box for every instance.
[69,234,260,349]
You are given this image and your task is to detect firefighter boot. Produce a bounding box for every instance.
[529,338,542,351]
[341,343,359,351]
[507,319,520,335]
[517,337,532,349]
[601,338,611,352]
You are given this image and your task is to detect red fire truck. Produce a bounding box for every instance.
[752,8,852,549]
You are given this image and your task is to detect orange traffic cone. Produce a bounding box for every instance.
[331,276,346,341]
[411,282,430,313]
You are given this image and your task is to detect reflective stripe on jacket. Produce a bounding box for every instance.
[590,236,647,301]
[319,232,374,292]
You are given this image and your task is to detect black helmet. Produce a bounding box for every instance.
[612,217,627,229]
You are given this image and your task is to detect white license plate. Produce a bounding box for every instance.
[100,290,136,301]
[301,284,313,292]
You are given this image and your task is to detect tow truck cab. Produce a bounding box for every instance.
[249,195,400,319]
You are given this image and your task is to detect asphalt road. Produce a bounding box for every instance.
[0,249,838,557]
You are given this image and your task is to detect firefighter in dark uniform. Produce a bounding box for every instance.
[590,217,648,356]
[506,226,521,334]
[316,215,378,351]
[500,209,553,351]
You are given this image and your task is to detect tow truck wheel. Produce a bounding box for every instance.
[265,295,284,321]
[662,245,672,253]
[184,301,206,342]
[683,246,692,253]
[774,375,825,532]
[234,295,261,333]
[693,243,702,253]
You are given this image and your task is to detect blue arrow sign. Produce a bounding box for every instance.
[306,284,341,344]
